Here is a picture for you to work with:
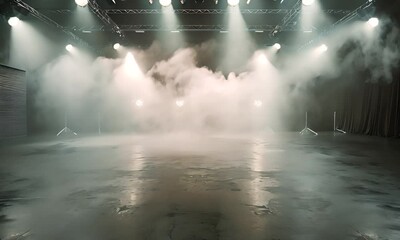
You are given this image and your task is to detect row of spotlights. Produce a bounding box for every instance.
[113,42,280,50]
[65,19,378,54]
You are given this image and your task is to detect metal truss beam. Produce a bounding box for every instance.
[11,0,90,48]
[281,0,302,27]
[44,8,351,15]
[67,24,308,32]
[299,0,375,50]
[87,0,124,37]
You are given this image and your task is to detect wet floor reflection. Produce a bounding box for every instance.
[0,134,400,239]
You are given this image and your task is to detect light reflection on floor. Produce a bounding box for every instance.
[0,133,399,240]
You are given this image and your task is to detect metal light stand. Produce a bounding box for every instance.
[333,111,346,134]
[97,112,102,135]
[299,112,318,136]
[56,112,78,136]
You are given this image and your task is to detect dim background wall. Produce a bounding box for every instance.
[0,64,26,138]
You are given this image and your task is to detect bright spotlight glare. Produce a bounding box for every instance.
[65,44,73,52]
[135,99,144,108]
[75,0,89,7]
[302,0,315,6]
[273,43,281,50]
[227,0,240,6]
[176,100,185,108]
[318,44,328,53]
[367,17,379,28]
[254,100,263,107]
[8,17,20,27]
[113,43,121,50]
[159,0,171,7]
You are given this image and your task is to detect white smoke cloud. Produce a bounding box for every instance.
[33,18,399,133]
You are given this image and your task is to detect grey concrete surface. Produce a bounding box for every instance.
[0,133,399,240]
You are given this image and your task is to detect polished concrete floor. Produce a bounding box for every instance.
[0,133,399,240]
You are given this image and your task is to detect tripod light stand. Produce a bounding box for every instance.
[299,112,318,136]
[333,111,346,134]
[56,111,78,136]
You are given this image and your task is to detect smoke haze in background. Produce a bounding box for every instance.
[31,18,399,134]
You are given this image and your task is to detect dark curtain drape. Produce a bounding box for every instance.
[338,74,400,137]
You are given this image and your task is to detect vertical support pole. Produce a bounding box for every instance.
[334,111,336,131]
[305,112,308,128]
[64,111,68,128]
[98,112,102,135]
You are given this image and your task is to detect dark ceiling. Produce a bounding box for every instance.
[2,0,398,51]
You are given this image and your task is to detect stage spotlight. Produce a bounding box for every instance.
[8,17,20,27]
[273,43,281,50]
[302,0,315,6]
[75,0,89,7]
[176,100,185,108]
[317,44,328,53]
[227,0,240,7]
[159,0,171,7]
[135,99,144,108]
[113,43,121,50]
[65,44,73,52]
[367,17,379,27]
[254,100,263,107]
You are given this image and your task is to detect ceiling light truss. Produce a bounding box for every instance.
[68,24,310,32]
[87,0,124,37]
[299,1,375,50]
[45,8,351,15]
[10,0,90,48]
[281,0,302,27]
[268,0,301,36]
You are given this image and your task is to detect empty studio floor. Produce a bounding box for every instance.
[0,133,400,240]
